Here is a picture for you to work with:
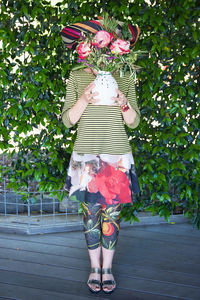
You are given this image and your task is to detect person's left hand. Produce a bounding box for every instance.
[112,89,128,106]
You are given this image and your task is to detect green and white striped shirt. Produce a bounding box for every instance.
[61,69,140,155]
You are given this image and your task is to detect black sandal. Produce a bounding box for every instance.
[102,268,116,294]
[87,267,101,293]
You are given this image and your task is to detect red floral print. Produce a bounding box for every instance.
[65,151,140,205]
[95,165,131,204]
[101,204,106,211]
[88,176,98,193]
[102,222,115,236]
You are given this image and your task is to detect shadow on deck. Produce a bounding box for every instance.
[0,221,199,300]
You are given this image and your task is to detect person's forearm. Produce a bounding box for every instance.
[68,97,88,125]
[121,107,137,125]
[68,81,99,126]
[112,88,137,126]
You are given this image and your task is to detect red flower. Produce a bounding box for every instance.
[110,39,130,55]
[101,204,106,211]
[77,42,91,59]
[88,176,98,193]
[95,165,131,204]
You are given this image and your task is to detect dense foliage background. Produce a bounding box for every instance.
[0,0,199,228]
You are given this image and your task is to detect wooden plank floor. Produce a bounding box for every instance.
[0,222,200,300]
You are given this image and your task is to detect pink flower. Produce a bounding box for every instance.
[110,39,130,55]
[77,42,91,59]
[93,30,113,48]
[161,65,168,71]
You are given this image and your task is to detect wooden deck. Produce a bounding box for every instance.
[0,222,199,300]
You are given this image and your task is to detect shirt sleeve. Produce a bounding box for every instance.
[125,75,141,129]
[61,71,78,129]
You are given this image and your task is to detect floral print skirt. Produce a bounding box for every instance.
[64,151,140,205]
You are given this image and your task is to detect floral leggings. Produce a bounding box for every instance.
[82,202,121,250]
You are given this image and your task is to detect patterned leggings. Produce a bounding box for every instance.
[82,202,121,250]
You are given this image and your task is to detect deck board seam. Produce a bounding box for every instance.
[1,236,200,255]
[0,266,200,290]
[0,279,191,300]
[0,281,98,300]
[1,249,199,278]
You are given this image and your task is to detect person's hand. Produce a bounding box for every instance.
[112,89,128,106]
[80,82,100,104]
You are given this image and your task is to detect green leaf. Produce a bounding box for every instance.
[0,0,199,230]
[102,237,108,248]
[87,219,93,229]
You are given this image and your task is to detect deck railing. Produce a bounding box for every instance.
[0,154,187,234]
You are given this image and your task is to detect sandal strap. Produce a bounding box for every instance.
[102,280,116,285]
[87,279,101,285]
[102,268,112,274]
[90,267,101,274]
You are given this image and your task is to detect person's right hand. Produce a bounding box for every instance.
[80,82,100,104]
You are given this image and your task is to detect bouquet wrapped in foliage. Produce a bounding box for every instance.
[74,14,146,80]
[71,14,146,105]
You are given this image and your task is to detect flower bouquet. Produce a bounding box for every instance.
[72,14,147,105]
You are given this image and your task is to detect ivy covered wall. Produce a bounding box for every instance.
[0,0,199,228]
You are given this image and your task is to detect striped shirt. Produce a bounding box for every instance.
[61,69,140,155]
